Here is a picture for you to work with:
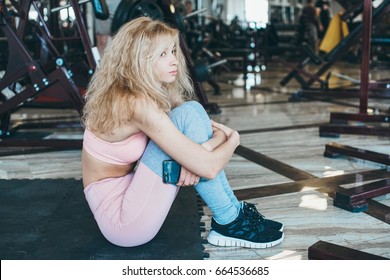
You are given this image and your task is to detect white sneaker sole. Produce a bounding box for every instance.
[207,230,284,249]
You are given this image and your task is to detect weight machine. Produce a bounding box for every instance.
[318,0,390,138]
[280,0,390,95]
[0,0,97,153]
[277,0,390,138]
[274,0,390,215]
[320,0,390,214]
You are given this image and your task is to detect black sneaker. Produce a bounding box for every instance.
[242,202,284,232]
[207,209,284,248]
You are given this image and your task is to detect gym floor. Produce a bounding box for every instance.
[1,59,389,260]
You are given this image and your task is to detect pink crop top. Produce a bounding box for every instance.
[83,128,149,165]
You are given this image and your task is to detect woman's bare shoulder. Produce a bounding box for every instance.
[132,98,165,127]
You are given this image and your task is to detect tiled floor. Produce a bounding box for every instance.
[1,58,389,260]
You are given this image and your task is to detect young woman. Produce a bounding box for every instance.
[81,17,284,249]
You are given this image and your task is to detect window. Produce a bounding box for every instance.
[245,0,269,27]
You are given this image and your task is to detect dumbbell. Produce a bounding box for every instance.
[51,0,109,20]
[174,8,207,32]
[193,59,227,82]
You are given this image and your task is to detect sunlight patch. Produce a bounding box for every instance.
[266,250,302,260]
[299,194,328,211]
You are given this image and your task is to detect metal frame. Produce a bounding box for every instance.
[334,178,390,212]
[279,0,390,130]
[0,0,88,151]
[324,142,390,166]
[234,144,390,223]
[317,0,390,137]
[308,240,389,260]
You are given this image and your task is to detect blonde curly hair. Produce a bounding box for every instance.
[82,17,194,133]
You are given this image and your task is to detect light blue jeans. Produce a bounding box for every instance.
[140,101,241,224]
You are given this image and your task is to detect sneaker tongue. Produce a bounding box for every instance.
[243,209,265,231]
[244,202,265,222]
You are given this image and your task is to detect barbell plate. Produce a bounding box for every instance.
[111,0,163,34]
[127,0,164,21]
[111,0,135,34]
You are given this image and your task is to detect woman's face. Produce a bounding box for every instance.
[154,37,178,84]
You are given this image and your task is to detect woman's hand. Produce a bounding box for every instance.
[211,120,240,146]
[211,120,235,138]
[177,166,200,187]
[135,104,240,179]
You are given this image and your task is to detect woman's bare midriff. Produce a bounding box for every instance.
[81,148,136,187]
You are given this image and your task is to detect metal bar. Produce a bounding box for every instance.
[298,87,390,99]
[279,57,311,86]
[208,59,227,69]
[332,72,360,84]
[234,145,316,181]
[277,57,323,85]
[324,142,390,166]
[184,8,207,19]
[308,240,389,260]
[69,0,96,71]
[51,0,90,13]
[306,0,390,87]
[359,0,372,113]
[335,178,390,204]
[329,112,390,123]
[319,124,390,137]
[233,169,390,202]
[0,138,82,148]
[367,199,390,223]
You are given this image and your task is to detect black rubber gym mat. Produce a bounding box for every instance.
[0,179,205,260]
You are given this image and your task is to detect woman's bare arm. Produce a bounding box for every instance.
[178,122,229,186]
[200,124,227,152]
[134,104,239,179]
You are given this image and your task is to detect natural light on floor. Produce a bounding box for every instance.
[299,194,328,211]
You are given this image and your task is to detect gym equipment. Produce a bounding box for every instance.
[52,0,109,20]
[0,0,95,151]
[111,0,164,34]
[111,1,206,35]
[323,141,390,214]
[91,0,109,20]
[193,59,226,82]
[207,48,254,89]
[318,0,390,138]
[174,8,207,33]
[234,144,390,224]
[195,48,231,96]
[0,0,222,156]
[318,12,349,53]
[308,240,389,260]
[0,0,96,77]
[278,0,390,137]
[179,10,228,96]
[334,178,390,212]
[280,0,390,91]
[318,2,390,215]
[324,142,390,166]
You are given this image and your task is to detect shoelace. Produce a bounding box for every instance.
[242,202,266,231]
[244,202,265,221]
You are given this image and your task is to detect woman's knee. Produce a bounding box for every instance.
[170,101,208,120]
[169,101,212,140]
